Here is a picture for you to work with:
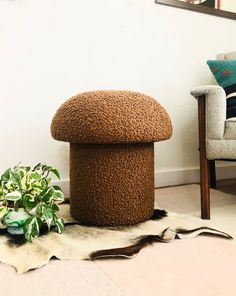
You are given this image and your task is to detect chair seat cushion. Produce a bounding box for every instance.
[224,117,236,139]
[207,138,236,159]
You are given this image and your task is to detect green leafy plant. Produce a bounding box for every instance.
[0,164,65,242]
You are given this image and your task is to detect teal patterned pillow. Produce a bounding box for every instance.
[207,60,236,118]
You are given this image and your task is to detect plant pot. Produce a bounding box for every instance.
[3,208,30,236]
[7,226,24,235]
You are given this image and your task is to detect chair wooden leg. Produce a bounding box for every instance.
[199,153,210,219]
[209,160,216,189]
[198,95,210,219]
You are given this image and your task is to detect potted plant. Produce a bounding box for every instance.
[0,164,65,242]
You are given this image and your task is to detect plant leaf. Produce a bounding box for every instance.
[23,217,41,242]
[1,168,11,182]
[30,172,42,180]
[54,217,64,234]
[50,169,60,179]
[32,163,42,171]
[42,205,54,230]
[51,204,59,212]
[20,175,27,190]
[23,194,37,210]
[10,171,21,184]
[46,177,51,185]
[5,191,22,201]
[0,206,8,220]
[52,186,64,202]
[42,165,52,175]
[41,187,55,203]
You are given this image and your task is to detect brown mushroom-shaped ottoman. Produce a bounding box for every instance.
[51,90,172,226]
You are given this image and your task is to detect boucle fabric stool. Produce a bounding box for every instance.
[51,90,172,226]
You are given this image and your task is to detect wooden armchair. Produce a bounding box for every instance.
[191,51,236,219]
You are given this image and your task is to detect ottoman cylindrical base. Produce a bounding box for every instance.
[70,143,154,226]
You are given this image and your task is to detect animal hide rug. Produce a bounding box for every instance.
[0,204,232,274]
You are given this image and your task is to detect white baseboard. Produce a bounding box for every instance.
[53,164,236,197]
[155,164,236,188]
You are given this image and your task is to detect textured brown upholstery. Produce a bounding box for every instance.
[51,90,172,226]
[51,90,172,144]
[70,143,154,226]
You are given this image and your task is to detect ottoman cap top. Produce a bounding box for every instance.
[51,90,172,144]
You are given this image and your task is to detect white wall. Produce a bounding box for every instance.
[0,0,236,187]
[221,0,236,12]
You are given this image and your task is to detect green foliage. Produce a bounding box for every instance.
[0,164,65,242]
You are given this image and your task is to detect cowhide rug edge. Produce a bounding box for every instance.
[89,226,233,260]
[0,207,233,274]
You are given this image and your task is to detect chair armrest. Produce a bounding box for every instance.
[191,85,224,97]
[191,85,226,140]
